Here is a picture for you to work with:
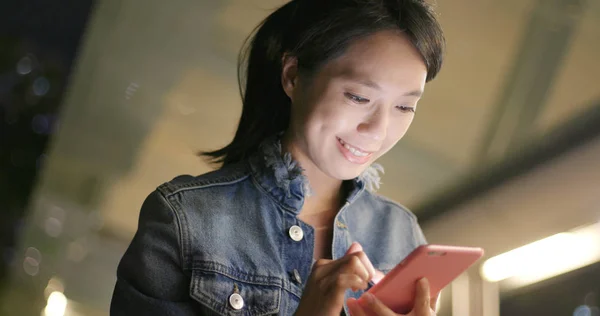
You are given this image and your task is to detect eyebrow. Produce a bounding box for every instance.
[402,89,423,97]
[340,72,423,98]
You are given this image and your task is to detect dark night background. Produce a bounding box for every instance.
[0,0,95,286]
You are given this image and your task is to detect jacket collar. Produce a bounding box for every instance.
[248,135,383,215]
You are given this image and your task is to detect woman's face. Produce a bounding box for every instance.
[283,30,428,180]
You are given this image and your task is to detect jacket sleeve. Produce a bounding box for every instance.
[110,189,201,316]
[411,216,428,246]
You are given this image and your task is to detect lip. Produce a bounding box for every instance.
[336,137,377,153]
[336,137,374,165]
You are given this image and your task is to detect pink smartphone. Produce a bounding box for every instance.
[358,244,484,314]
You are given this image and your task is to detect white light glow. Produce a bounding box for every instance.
[44,291,67,316]
[481,222,600,287]
[44,277,64,299]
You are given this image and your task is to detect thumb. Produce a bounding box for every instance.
[414,278,431,314]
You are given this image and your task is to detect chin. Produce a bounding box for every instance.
[323,161,370,180]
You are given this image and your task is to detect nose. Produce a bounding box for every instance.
[357,106,388,141]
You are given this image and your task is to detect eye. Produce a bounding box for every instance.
[345,92,370,104]
[396,105,416,113]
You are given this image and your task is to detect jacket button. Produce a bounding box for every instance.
[336,221,347,229]
[289,225,304,241]
[229,293,244,310]
[292,269,302,284]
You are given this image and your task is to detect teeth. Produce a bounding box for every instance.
[339,139,369,157]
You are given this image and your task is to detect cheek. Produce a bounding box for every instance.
[380,116,414,153]
[395,115,415,137]
[304,98,354,134]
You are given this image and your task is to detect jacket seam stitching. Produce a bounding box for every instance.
[165,174,251,196]
[192,267,283,287]
[156,187,189,270]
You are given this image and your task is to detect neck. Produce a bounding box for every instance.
[282,134,344,215]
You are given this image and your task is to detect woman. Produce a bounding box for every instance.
[110,0,444,315]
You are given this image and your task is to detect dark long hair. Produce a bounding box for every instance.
[202,0,445,166]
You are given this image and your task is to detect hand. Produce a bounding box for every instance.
[294,242,381,316]
[347,278,438,316]
[346,243,385,283]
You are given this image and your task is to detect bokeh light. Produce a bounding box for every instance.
[125,82,139,100]
[67,240,88,263]
[43,206,65,238]
[32,115,51,134]
[87,211,104,231]
[44,291,67,316]
[44,217,63,238]
[23,247,42,276]
[16,56,33,75]
[44,277,65,299]
[25,247,42,262]
[33,77,51,96]
[574,305,592,316]
[585,292,598,307]
[23,256,40,276]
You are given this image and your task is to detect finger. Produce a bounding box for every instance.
[359,292,396,316]
[311,258,343,280]
[372,269,385,284]
[352,251,376,281]
[313,258,333,267]
[347,298,368,316]
[314,251,371,285]
[430,293,439,312]
[345,242,363,256]
[313,254,367,281]
[345,243,376,280]
[413,278,431,315]
[325,273,368,294]
[338,254,371,283]
[317,273,367,311]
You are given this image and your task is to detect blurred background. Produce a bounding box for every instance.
[1,0,599,315]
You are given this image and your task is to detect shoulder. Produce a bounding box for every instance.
[358,191,419,223]
[156,162,251,198]
[134,162,251,227]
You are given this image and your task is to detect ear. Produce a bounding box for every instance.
[281,53,299,100]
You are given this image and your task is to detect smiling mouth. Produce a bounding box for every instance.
[337,137,374,157]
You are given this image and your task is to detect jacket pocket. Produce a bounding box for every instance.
[190,262,282,316]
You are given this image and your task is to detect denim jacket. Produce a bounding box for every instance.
[110,137,427,315]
